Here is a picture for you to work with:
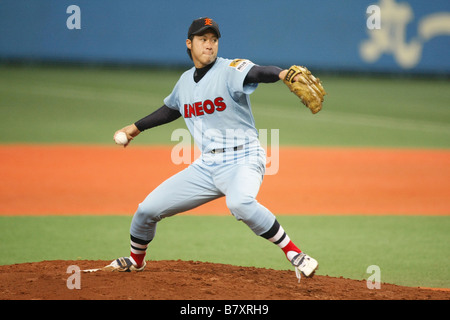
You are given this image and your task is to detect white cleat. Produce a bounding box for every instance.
[291,252,318,283]
[103,257,146,272]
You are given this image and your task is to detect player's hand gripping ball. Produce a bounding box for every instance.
[283,65,326,114]
[114,131,129,145]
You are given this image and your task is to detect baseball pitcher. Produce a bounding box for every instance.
[107,17,325,282]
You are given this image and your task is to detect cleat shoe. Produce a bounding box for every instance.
[104,257,146,272]
[291,252,318,283]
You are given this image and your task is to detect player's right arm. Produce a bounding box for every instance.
[134,105,181,131]
[114,124,140,147]
[115,105,181,146]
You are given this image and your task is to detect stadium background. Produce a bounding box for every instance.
[0,0,449,291]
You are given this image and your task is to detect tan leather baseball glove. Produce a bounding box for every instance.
[283,65,326,114]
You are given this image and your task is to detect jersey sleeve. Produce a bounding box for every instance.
[163,79,181,111]
[226,59,258,95]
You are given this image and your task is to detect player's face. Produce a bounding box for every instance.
[187,32,219,68]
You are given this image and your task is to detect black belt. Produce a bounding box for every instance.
[210,145,243,154]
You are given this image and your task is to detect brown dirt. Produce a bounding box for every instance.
[1,145,449,215]
[0,145,449,301]
[0,260,449,301]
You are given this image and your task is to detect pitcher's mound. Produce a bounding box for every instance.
[0,260,448,300]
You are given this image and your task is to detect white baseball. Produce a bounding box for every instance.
[114,132,128,145]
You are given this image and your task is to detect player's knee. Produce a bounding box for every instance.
[134,203,161,223]
[226,194,255,218]
[227,199,276,236]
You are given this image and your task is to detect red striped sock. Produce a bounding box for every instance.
[130,252,146,267]
[281,240,301,261]
[261,220,301,261]
[130,236,149,267]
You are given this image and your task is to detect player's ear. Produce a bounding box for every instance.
[186,39,192,50]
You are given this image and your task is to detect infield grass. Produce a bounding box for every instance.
[0,215,448,289]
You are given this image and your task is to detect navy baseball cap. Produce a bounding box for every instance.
[188,17,221,38]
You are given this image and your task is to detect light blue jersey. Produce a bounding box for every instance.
[164,57,259,154]
[130,57,275,241]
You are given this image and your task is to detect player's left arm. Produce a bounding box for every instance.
[245,65,326,113]
[244,65,303,84]
[244,65,287,84]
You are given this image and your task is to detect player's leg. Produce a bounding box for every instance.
[214,148,275,235]
[220,162,275,235]
[222,162,297,256]
[220,152,318,279]
[108,163,222,271]
[130,162,220,240]
[259,219,302,261]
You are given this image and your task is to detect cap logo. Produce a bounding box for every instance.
[204,18,213,26]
